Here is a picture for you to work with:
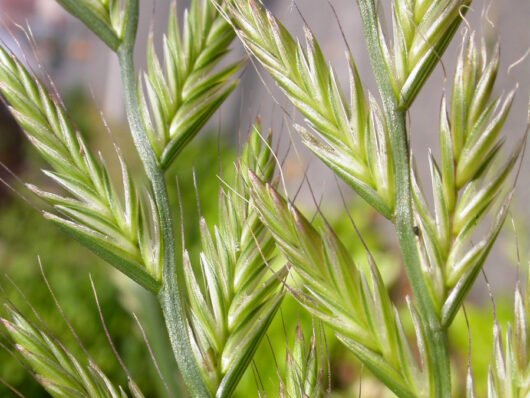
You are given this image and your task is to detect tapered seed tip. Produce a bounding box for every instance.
[493,322,502,338]
[267,11,279,30]
[250,0,260,14]
[291,206,305,226]
[247,169,263,188]
[15,344,28,354]
[182,250,191,264]
[266,127,273,141]
[303,25,313,41]
[514,286,524,310]
[296,322,303,339]
[34,375,54,388]
[285,351,293,364]
[25,183,39,193]
[271,188,288,211]
[309,330,317,349]
[293,123,306,134]
[0,318,15,332]
[42,211,57,220]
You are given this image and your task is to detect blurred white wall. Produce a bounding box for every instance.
[0,0,529,297]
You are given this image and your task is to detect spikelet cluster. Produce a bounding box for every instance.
[184,125,287,397]
[387,0,472,107]
[139,1,239,169]
[227,0,395,219]
[280,325,324,398]
[487,282,530,396]
[466,274,530,397]
[412,34,520,325]
[249,174,433,397]
[1,305,144,398]
[0,46,162,292]
[56,0,128,50]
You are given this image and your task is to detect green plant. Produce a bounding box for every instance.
[0,129,238,397]
[280,324,324,398]
[0,0,528,397]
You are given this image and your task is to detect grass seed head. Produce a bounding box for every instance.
[139,0,240,169]
[0,45,162,292]
[183,124,286,397]
[1,306,140,398]
[228,0,395,219]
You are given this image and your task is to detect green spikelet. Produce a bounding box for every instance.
[227,0,395,219]
[248,173,433,397]
[280,325,323,398]
[56,0,129,50]
[411,33,520,324]
[184,124,287,397]
[139,0,240,168]
[1,305,144,398]
[389,0,472,107]
[0,46,162,292]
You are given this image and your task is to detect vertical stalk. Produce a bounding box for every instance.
[117,1,211,396]
[356,1,451,397]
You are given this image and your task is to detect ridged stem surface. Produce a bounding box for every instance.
[117,1,211,396]
[356,1,451,396]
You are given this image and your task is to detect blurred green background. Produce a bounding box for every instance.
[0,90,519,397]
[0,1,527,396]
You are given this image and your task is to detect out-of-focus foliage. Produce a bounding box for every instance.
[0,87,235,396]
[0,200,153,397]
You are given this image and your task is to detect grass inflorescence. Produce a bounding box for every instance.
[0,0,527,397]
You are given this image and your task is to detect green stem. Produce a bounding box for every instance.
[356,1,451,397]
[56,0,120,50]
[117,2,211,396]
